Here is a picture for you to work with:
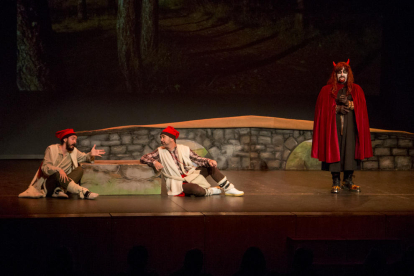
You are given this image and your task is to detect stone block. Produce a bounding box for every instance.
[209,147,221,160]
[240,135,250,144]
[255,145,266,151]
[375,134,389,140]
[121,134,132,145]
[304,131,312,140]
[251,129,259,135]
[80,138,91,147]
[284,134,290,139]
[284,137,298,151]
[133,135,150,145]
[272,134,284,146]
[225,129,235,140]
[371,134,375,141]
[111,145,127,154]
[133,129,149,135]
[276,130,293,134]
[150,129,160,135]
[267,160,281,169]
[283,149,291,161]
[374,148,391,156]
[250,152,259,158]
[127,145,143,152]
[146,139,155,150]
[131,151,142,156]
[178,129,188,138]
[90,134,109,141]
[398,139,413,148]
[117,154,133,160]
[379,156,394,170]
[241,157,250,169]
[275,145,284,152]
[242,145,249,152]
[238,128,250,135]
[228,157,240,170]
[362,161,379,170]
[109,133,121,141]
[368,156,378,161]
[392,148,408,156]
[395,156,412,170]
[213,129,224,143]
[77,136,88,141]
[275,152,282,160]
[142,145,153,155]
[228,139,241,145]
[371,140,384,148]
[90,140,102,146]
[410,149,414,156]
[258,136,271,144]
[250,136,258,144]
[203,138,212,149]
[81,161,161,195]
[383,139,398,147]
[296,135,305,144]
[293,130,300,138]
[235,151,250,157]
[282,161,286,169]
[259,130,271,136]
[194,129,206,144]
[260,152,275,160]
[102,140,121,146]
[109,156,120,160]
[188,131,195,140]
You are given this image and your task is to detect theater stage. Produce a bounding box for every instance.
[1,160,414,276]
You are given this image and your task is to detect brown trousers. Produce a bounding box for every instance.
[45,166,84,197]
[182,167,225,197]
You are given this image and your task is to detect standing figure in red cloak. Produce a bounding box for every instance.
[311,60,373,193]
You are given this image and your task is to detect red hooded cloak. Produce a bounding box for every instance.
[311,83,373,163]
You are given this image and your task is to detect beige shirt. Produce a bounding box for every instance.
[41,145,91,176]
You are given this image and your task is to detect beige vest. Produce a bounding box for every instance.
[18,144,79,198]
[159,144,210,195]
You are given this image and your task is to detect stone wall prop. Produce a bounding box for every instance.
[76,128,414,171]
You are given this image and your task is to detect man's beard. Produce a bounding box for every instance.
[66,143,76,152]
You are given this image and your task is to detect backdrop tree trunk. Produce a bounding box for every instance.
[117,0,142,93]
[17,0,55,91]
[141,0,158,59]
[78,0,87,21]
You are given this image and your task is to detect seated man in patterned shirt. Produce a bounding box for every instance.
[140,126,244,197]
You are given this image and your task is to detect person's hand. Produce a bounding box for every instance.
[208,159,217,167]
[339,95,349,105]
[58,169,69,183]
[91,144,105,157]
[336,105,349,115]
[153,161,164,171]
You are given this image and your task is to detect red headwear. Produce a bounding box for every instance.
[161,126,179,140]
[55,129,76,140]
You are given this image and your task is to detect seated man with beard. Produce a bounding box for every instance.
[19,129,105,199]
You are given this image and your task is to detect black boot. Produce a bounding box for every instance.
[341,171,361,192]
[331,172,340,194]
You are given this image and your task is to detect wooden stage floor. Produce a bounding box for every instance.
[1,160,414,276]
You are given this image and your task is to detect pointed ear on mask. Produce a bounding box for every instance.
[333,61,336,67]
[346,59,349,65]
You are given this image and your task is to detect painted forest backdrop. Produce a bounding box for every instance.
[1,0,413,157]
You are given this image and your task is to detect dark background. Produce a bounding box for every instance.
[1,0,413,158]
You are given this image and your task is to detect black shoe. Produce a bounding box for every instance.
[341,175,361,193]
[331,178,340,194]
